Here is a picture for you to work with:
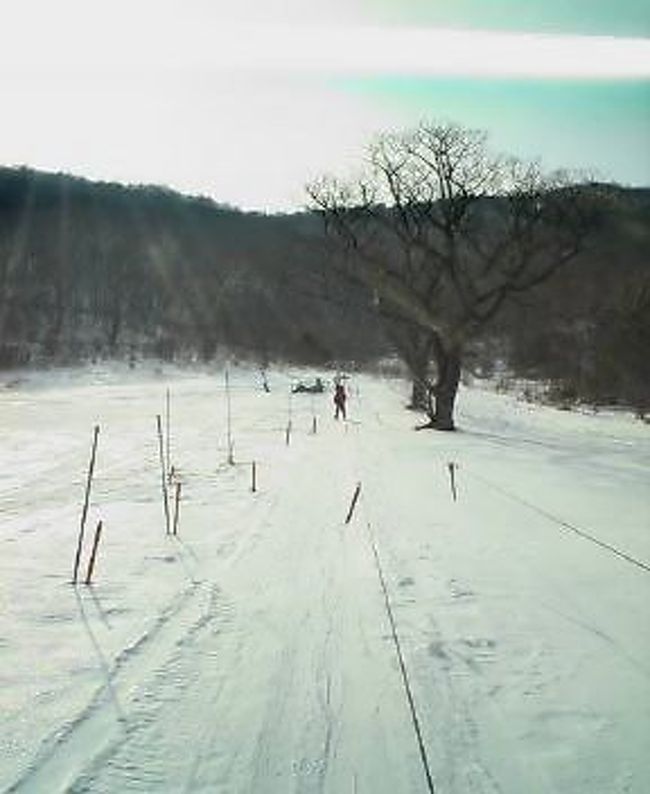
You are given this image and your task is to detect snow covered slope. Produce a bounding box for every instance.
[1,365,648,793]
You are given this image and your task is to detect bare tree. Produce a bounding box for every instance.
[308,121,600,429]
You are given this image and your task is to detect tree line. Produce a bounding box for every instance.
[0,133,648,420]
[0,166,384,368]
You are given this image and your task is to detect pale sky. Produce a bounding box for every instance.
[2,1,649,211]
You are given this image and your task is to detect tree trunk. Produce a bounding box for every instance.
[409,376,430,413]
[44,281,66,358]
[108,301,122,353]
[390,326,436,417]
[430,343,462,431]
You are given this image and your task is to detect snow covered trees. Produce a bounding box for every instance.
[308,122,600,430]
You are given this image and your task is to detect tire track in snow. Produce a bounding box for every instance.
[357,378,650,792]
[338,410,437,793]
[49,431,337,793]
[76,583,234,794]
[347,389,518,793]
[244,442,347,793]
[61,477,292,791]
[6,578,216,793]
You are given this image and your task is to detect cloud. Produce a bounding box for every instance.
[2,8,647,209]
[4,19,648,80]
[203,26,650,80]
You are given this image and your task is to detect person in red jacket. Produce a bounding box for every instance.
[334,381,347,420]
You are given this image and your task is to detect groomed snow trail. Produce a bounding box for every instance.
[1,366,648,793]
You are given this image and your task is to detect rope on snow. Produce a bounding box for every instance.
[366,521,436,794]
[466,469,650,574]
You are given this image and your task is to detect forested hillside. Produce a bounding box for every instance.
[494,185,650,412]
[0,166,647,412]
[0,167,384,368]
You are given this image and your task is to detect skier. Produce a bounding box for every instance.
[334,381,347,420]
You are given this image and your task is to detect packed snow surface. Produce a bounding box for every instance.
[0,364,648,793]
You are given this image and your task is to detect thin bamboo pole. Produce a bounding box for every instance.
[72,425,100,584]
[172,482,181,536]
[225,366,234,465]
[286,389,294,446]
[84,520,103,585]
[156,414,171,533]
[345,482,362,524]
[165,387,171,477]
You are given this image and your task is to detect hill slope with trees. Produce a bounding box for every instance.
[0,167,384,368]
[0,165,647,414]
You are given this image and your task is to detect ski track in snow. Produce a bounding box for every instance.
[1,365,649,793]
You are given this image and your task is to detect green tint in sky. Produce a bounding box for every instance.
[340,77,650,185]
[365,0,650,37]
[2,1,648,209]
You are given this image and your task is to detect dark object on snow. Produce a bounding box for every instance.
[84,520,103,585]
[72,425,100,585]
[345,482,361,524]
[292,377,324,394]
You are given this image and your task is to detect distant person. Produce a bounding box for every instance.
[334,381,347,420]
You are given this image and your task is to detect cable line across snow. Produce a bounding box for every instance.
[365,521,436,794]
[466,469,650,574]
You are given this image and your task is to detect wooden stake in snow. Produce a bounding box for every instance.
[172,482,181,536]
[165,387,171,478]
[72,424,100,584]
[310,393,317,435]
[156,414,171,533]
[286,388,295,446]
[251,461,257,493]
[225,366,234,465]
[447,462,458,502]
[84,520,103,585]
[345,482,362,524]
